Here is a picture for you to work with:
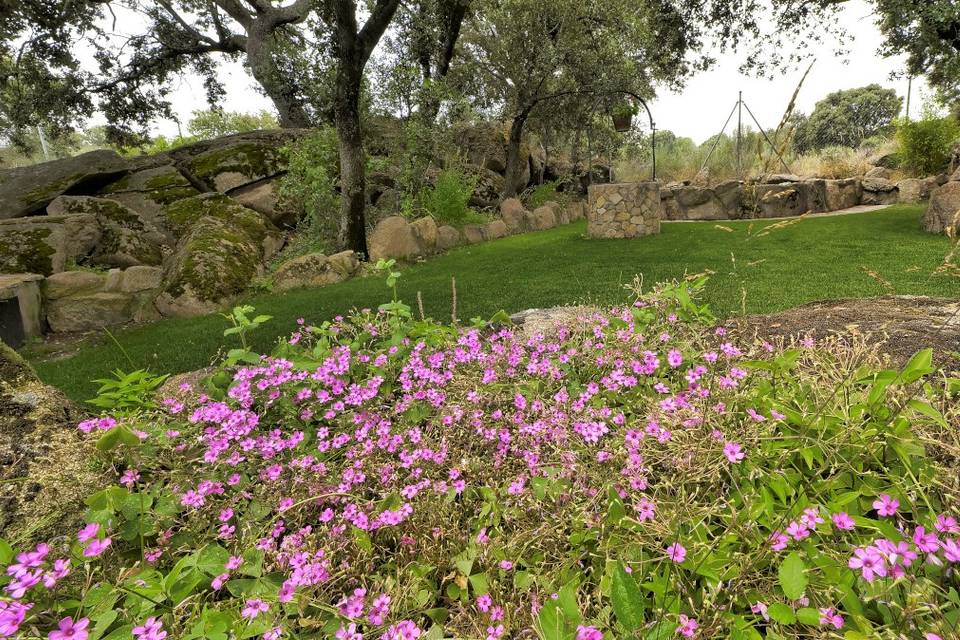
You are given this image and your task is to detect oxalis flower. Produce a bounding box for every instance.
[818,607,843,629]
[873,494,899,517]
[666,543,687,563]
[575,626,603,640]
[241,599,269,620]
[723,442,744,463]
[132,617,167,640]
[676,614,699,637]
[48,616,90,640]
[848,546,887,582]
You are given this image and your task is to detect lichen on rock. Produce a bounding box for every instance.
[0,341,105,545]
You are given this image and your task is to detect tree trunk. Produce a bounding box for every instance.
[246,30,311,128]
[335,61,368,256]
[503,114,527,197]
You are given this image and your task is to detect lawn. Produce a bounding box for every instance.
[30,204,958,401]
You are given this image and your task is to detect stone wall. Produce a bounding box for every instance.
[367,198,586,262]
[587,182,661,238]
[660,173,945,222]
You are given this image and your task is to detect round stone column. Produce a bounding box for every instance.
[587,182,662,238]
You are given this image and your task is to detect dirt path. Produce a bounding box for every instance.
[664,204,893,224]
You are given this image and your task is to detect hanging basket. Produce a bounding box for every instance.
[612,112,633,133]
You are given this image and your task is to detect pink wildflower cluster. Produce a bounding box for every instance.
[848,515,960,583]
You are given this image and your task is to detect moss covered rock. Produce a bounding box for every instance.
[163,192,275,241]
[272,250,360,291]
[184,140,289,192]
[48,196,166,268]
[98,165,200,237]
[159,196,283,316]
[0,149,130,220]
[0,341,105,545]
[0,214,101,275]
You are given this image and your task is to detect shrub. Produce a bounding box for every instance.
[524,180,569,210]
[896,112,960,176]
[276,127,340,254]
[791,146,875,179]
[2,279,958,640]
[406,167,485,226]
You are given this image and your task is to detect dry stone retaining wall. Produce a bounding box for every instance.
[587,182,661,238]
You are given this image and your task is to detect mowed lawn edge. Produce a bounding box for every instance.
[29,204,958,402]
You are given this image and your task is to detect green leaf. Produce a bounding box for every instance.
[907,398,948,428]
[0,539,12,565]
[796,608,821,625]
[611,563,645,631]
[778,552,808,600]
[352,527,373,554]
[96,425,141,451]
[537,600,567,640]
[469,572,489,595]
[767,603,796,625]
[899,348,933,383]
[196,544,230,576]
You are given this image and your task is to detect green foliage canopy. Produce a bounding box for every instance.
[793,84,903,152]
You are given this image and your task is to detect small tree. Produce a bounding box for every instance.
[896,109,960,175]
[793,85,903,152]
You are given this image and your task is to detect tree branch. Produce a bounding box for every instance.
[356,0,402,63]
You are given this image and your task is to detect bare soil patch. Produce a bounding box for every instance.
[732,296,960,371]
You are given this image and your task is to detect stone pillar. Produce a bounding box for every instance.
[0,274,44,347]
[587,182,662,238]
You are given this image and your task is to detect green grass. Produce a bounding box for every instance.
[30,204,958,402]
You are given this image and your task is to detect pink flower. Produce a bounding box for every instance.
[785,521,809,541]
[77,523,99,543]
[335,623,362,640]
[476,594,493,613]
[241,599,269,620]
[498,560,514,570]
[575,626,603,640]
[723,442,744,463]
[666,543,687,563]
[848,547,887,582]
[0,601,31,637]
[943,538,960,563]
[873,494,899,517]
[384,620,422,640]
[913,527,939,553]
[48,617,90,640]
[769,531,789,551]
[132,617,167,640]
[676,614,699,637]
[635,498,656,521]
[818,607,843,629]
[935,514,959,534]
[667,350,683,368]
[485,625,504,640]
[82,538,111,558]
[832,512,855,530]
[750,602,769,621]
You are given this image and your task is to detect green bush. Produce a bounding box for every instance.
[276,127,340,254]
[895,113,960,176]
[524,180,569,210]
[406,167,485,226]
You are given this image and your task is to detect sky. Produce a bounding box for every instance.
[148,0,929,144]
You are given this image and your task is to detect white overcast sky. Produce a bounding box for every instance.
[149,0,929,144]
